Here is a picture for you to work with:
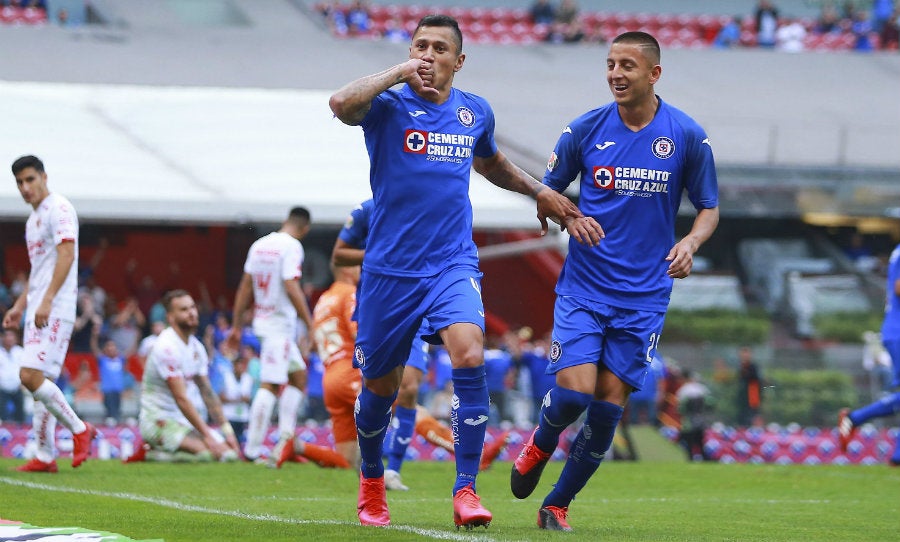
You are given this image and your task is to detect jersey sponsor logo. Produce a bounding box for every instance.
[549,340,561,363]
[595,141,616,150]
[547,151,558,172]
[652,136,675,159]
[405,129,475,163]
[463,415,489,426]
[409,110,427,117]
[593,166,615,189]
[593,166,671,196]
[456,106,475,127]
[404,130,428,153]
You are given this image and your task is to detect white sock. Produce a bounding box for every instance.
[32,400,57,463]
[33,379,85,434]
[278,385,304,437]
[243,387,276,459]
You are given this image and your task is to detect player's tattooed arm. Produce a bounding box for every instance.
[330,60,435,125]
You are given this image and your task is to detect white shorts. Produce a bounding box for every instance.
[139,410,193,452]
[21,318,74,380]
[258,333,306,385]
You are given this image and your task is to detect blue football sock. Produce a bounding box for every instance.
[850,392,900,425]
[543,400,624,509]
[450,366,489,495]
[386,405,417,472]
[534,386,593,453]
[355,387,397,479]
[892,428,900,464]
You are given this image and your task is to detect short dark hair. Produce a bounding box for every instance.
[612,31,661,65]
[162,289,191,312]
[12,155,45,176]
[288,206,311,226]
[415,14,463,53]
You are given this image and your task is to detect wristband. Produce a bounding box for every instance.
[221,423,234,437]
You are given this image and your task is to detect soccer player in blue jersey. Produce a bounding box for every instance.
[332,199,435,492]
[329,14,602,529]
[509,31,720,532]
[332,200,510,492]
[838,242,900,466]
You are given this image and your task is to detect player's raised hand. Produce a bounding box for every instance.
[404,59,440,98]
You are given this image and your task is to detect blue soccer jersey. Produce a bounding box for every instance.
[543,97,719,311]
[338,199,373,250]
[360,84,498,277]
[881,244,900,342]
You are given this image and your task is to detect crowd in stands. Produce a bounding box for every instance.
[312,0,900,51]
[0,0,47,25]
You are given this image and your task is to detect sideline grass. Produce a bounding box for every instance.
[1,458,898,541]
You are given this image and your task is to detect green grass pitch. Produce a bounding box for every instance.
[1,457,898,541]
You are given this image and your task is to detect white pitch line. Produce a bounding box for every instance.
[0,477,502,542]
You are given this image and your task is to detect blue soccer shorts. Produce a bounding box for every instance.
[406,323,431,374]
[355,265,485,379]
[547,295,665,391]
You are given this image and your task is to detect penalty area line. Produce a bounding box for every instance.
[0,477,501,542]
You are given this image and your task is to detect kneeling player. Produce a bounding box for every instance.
[127,290,240,463]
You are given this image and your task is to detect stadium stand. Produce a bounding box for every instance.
[310,1,885,50]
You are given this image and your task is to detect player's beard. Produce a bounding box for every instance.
[174,319,198,337]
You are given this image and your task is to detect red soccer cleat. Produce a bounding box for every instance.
[72,423,97,468]
[16,458,59,473]
[837,408,857,453]
[123,443,148,464]
[538,505,573,531]
[275,436,296,469]
[453,484,492,530]
[510,427,552,499]
[479,430,510,471]
[357,476,390,526]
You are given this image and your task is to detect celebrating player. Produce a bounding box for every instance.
[332,199,508,492]
[510,32,720,531]
[329,14,601,528]
[4,155,97,473]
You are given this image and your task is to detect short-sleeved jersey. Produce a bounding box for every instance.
[359,84,498,277]
[140,327,209,422]
[338,199,373,250]
[243,231,304,337]
[881,244,900,341]
[25,192,79,322]
[313,281,358,368]
[544,97,719,311]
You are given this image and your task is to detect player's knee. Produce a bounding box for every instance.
[448,344,483,369]
[18,368,44,392]
[397,383,417,407]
